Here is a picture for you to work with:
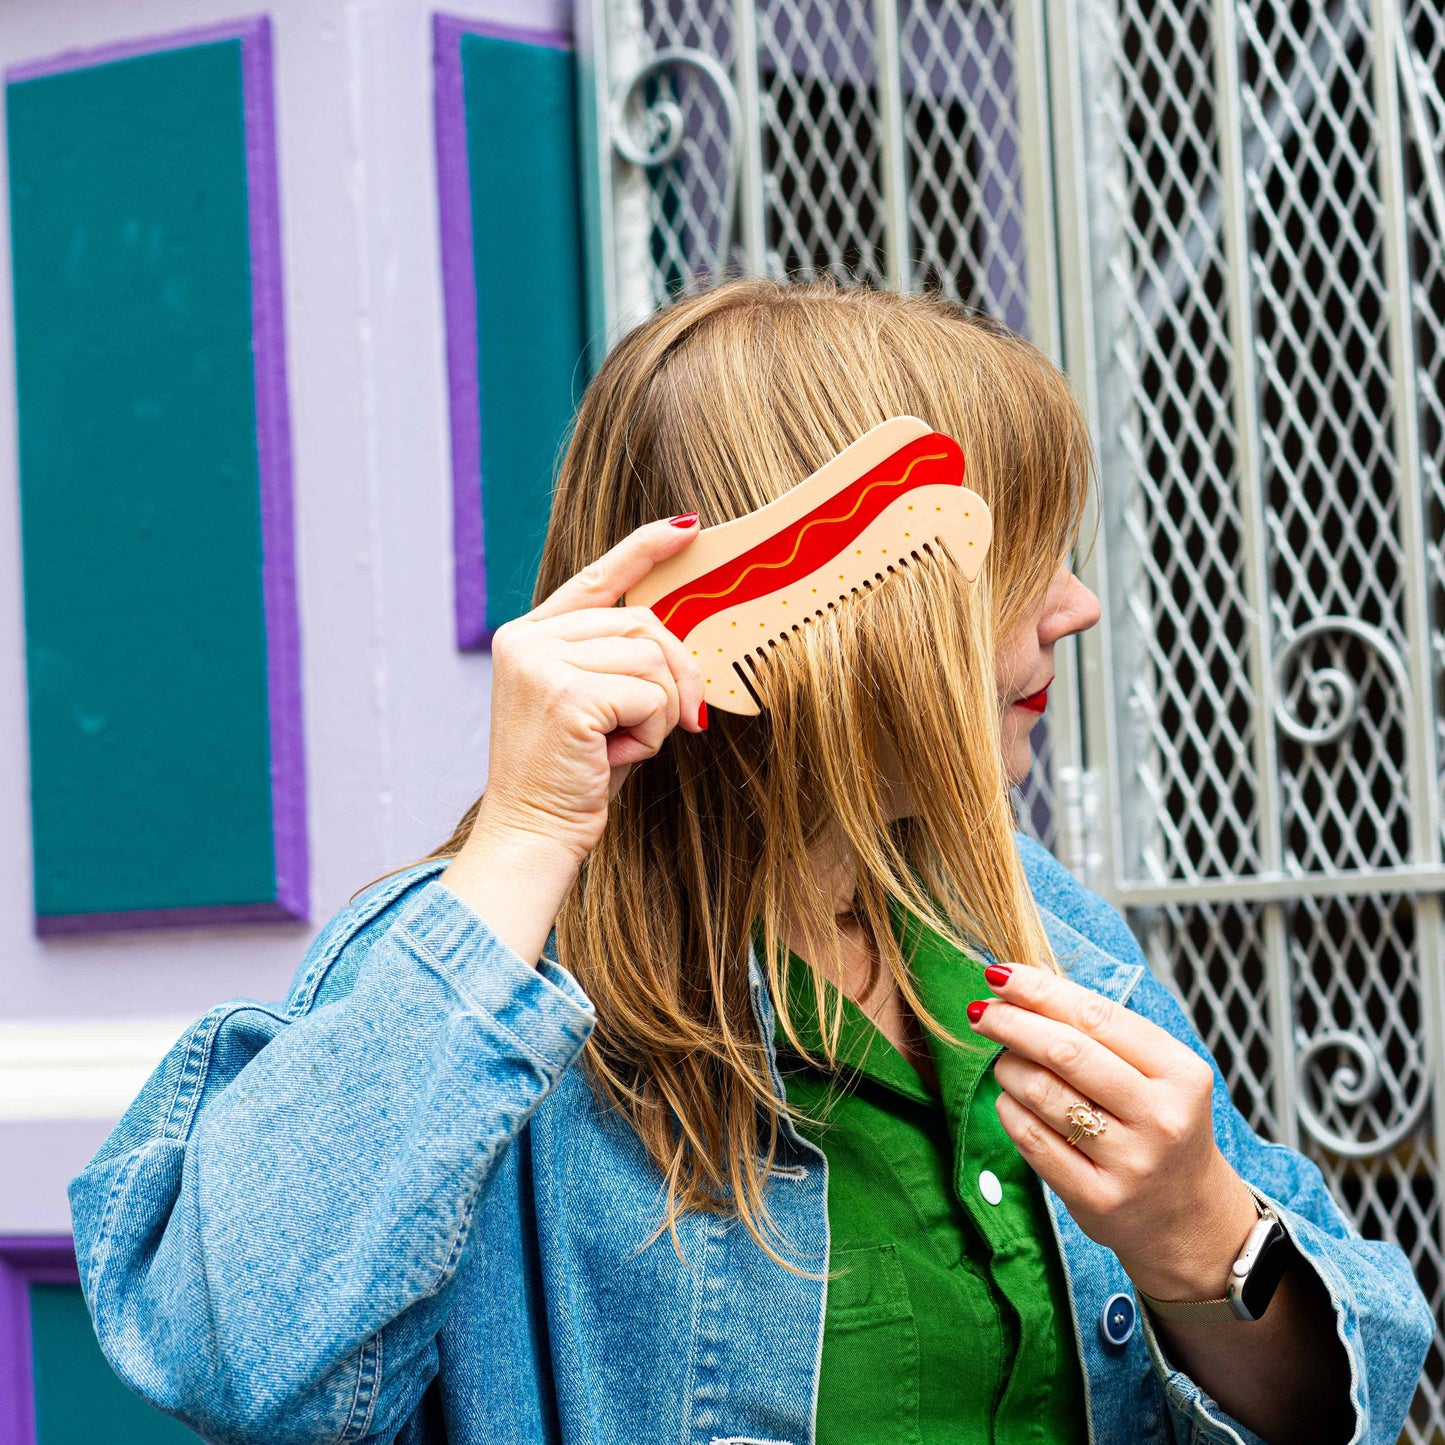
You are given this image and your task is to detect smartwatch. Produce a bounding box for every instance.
[1136,1192,1296,1324]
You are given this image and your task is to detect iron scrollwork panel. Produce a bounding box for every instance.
[612,45,743,286]
[1077,0,1445,1433]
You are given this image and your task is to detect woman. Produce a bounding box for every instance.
[71,281,1430,1445]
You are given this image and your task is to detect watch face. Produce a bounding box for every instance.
[1238,1221,1293,1319]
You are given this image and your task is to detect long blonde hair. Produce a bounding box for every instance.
[395,281,1091,1269]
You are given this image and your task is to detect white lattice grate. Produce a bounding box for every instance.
[756,0,887,283]
[1083,0,1445,1428]
[900,0,1029,326]
[1086,0,1265,882]
[632,0,739,299]
[1141,901,1280,1140]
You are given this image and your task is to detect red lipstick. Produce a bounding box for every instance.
[1016,687,1049,714]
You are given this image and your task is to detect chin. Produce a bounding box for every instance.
[1003,760,1031,789]
[1002,738,1034,789]
[998,715,1037,789]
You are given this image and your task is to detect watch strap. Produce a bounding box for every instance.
[1136,1292,1246,1324]
[1136,1190,1278,1324]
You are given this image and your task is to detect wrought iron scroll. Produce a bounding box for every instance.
[1295,1026,1432,1158]
[1272,617,1413,749]
[611,47,741,281]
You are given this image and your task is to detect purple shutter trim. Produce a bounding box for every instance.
[0,1236,78,1445]
[439,15,573,52]
[241,17,308,922]
[432,12,573,650]
[9,17,309,930]
[35,901,302,937]
[434,14,487,649]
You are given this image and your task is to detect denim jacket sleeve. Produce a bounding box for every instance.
[1124,966,1433,1445]
[1017,836,1433,1445]
[1046,895,1429,1439]
[67,866,595,1445]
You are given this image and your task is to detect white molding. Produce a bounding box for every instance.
[0,1018,190,1121]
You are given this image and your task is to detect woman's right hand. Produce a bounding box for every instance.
[440,516,705,963]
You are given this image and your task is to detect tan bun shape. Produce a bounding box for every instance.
[626,416,993,716]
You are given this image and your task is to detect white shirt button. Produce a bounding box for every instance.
[979,1169,1003,1205]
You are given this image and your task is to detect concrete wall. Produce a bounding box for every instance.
[0,0,569,1232]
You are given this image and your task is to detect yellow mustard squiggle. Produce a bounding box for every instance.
[658,451,949,629]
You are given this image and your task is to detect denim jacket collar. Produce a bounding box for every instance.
[1037,904,1146,1007]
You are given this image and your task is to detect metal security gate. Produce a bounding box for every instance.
[577,0,1445,1435]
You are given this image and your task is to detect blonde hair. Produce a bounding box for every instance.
[393,280,1091,1270]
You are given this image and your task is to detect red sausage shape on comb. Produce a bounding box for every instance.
[626,416,992,716]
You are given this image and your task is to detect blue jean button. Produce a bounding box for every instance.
[1099,1291,1136,1347]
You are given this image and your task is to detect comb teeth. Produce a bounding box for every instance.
[731,542,942,703]
[657,474,987,715]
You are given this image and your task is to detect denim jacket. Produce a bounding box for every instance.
[70,837,1432,1445]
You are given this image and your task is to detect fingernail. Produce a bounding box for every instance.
[967,1000,990,1026]
[697,701,709,731]
[984,964,1012,989]
[669,511,699,528]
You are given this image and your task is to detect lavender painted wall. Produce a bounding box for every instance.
[0,0,572,1233]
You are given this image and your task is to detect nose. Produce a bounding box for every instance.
[1040,572,1101,645]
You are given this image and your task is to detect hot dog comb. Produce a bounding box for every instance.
[625,416,992,716]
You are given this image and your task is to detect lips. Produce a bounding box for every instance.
[1015,679,1052,714]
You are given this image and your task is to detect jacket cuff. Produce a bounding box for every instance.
[1135,1186,1363,1445]
[1136,1299,1271,1445]
[391,879,596,1071]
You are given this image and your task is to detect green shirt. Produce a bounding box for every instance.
[772,909,1090,1444]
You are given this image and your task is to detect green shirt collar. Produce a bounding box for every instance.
[768,904,1002,1108]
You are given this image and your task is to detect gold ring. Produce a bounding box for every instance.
[1064,1100,1108,1147]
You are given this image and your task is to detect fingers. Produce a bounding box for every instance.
[972,1000,1148,1123]
[976,963,1184,1079]
[530,516,700,621]
[553,606,704,731]
[569,636,682,735]
[524,525,706,734]
[582,673,673,758]
[992,1050,1114,1143]
[477,518,704,867]
[994,1090,1101,1194]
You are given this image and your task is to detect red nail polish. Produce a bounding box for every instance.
[669,511,699,528]
[697,701,709,731]
[967,1000,990,1025]
[984,964,1012,989]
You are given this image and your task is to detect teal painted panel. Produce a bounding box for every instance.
[462,29,586,634]
[30,1284,200,1443]
[8,37,291,922]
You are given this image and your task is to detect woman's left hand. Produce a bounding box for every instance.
[968,964,1261,1302]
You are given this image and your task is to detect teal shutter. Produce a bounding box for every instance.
[7,20,306,932]
[29,1284,201,1444]
[435,15,587,644]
